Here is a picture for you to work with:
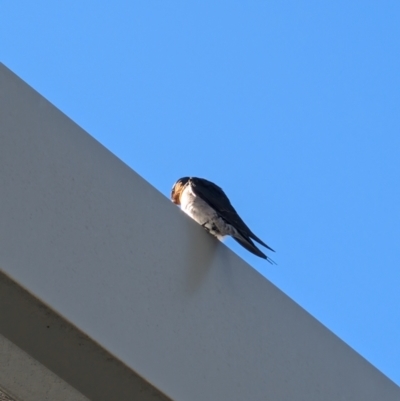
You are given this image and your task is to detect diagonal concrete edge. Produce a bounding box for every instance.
[0,62,399,401]
[0,271,170,401]
[0,327,88,401]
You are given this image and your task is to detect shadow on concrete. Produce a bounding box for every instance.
[184,227,219,294]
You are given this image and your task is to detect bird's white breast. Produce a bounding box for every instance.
[179,184,237,240]
[180,184,215,225]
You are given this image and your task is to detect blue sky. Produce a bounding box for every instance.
[2,1,399,385]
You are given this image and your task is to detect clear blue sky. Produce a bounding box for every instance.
[2,1,399,385]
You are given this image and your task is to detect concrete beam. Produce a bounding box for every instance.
[0,330,88,401]
[0,63,399,401]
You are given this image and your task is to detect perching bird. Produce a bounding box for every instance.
[171,177,275,263]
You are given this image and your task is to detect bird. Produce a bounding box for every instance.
[171,177,276,263]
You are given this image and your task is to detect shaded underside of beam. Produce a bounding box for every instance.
[0,271,171,401]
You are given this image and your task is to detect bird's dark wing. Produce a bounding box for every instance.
[190,177,275,252]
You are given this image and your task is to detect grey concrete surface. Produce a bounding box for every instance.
[0,389,15,401]
[0,332,88,401]
[0,62,399,401]
[0,271,171,401]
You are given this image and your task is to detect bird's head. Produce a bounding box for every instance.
[171,177,190,205]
